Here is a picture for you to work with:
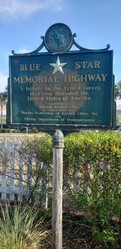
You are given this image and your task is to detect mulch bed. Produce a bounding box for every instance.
[45,212,121,249]
[62,213,121,249]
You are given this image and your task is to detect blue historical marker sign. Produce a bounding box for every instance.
[8,23,114,132]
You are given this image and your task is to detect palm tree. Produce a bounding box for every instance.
[0,91,7,129]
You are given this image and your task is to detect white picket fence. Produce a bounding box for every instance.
[0,136,49,206]
[0,135,82,210]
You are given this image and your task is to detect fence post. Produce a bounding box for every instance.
[52,129,64,249]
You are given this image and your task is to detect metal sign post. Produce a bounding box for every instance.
[52,130,64,249]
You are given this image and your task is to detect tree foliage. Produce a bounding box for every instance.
[0,90,8,129]
[115,80,121,98]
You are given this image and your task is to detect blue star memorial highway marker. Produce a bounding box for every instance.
[49,56,67,74]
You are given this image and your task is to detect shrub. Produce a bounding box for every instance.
[64,131,121,246]
[2,131,121,246]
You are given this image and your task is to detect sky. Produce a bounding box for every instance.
[0,0,121,92]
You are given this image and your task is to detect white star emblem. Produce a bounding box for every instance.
[49,56,67,74]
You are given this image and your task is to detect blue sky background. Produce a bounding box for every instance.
[0,0,121,92]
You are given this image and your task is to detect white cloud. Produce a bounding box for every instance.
[15,48,30,54]
[0,0,63,20]
[0,72,8,92]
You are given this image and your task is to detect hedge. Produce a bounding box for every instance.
[22,131,121,245]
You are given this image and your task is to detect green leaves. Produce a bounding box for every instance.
[63,131,121,245]
[22,131,121,246]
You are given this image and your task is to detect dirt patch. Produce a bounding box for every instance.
[62,213,121,249]
[45,213,121,249]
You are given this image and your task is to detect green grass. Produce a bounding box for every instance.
[0,204,50,249]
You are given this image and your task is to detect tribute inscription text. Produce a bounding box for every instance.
[9,51,113,131]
